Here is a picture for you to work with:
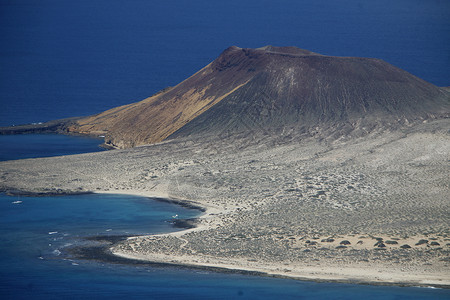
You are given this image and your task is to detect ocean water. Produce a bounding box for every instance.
[0,0,449,127]
[0,134,104,161]
[0,192,449,300]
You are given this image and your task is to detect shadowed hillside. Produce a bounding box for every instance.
[62,46,449,147]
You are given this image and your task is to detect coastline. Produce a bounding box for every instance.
[1,122,449,290]
[0,119,116,150]
[111,250,450,289]
[3,188,448,289]
[95,190,223,235]
[97,190,450,289]
[0,118,80,135]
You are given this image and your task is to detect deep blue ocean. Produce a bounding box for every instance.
[0,0,449,127]
[1,0,449,298]
[0,134,104,161]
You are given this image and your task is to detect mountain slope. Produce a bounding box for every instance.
[67,46,449,148]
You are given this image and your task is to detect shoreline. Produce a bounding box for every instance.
[3,189,448,289]
[71,237,450,289]
[95,190,223,236]
[1,180,449,289]
[111,250,450,289]
[0,119,116,150]
[95,190,450,289]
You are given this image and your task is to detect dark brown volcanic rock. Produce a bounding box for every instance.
[170,46,449,140]
[67,46,449,148]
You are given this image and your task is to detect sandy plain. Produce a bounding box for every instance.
[0,119,449,287]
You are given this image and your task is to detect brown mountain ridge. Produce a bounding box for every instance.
[3,46,449,148]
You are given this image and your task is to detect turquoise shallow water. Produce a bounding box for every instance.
[0,192,449,299]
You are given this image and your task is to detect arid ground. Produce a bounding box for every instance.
[1,119,449,287]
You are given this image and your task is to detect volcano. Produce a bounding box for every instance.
[62,46,449,148]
